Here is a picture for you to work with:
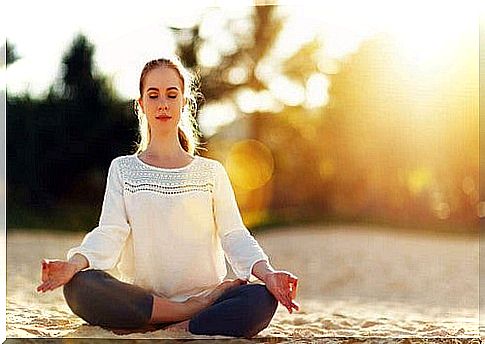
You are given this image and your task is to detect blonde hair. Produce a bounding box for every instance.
[134,57,201,155]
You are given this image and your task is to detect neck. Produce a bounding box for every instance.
[145,130,189,159]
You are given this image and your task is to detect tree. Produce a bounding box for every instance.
[4,40,21,67]
[170,6,283,120]
[7,33,138,229]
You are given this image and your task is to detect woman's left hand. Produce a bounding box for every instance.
[264,271,299,313]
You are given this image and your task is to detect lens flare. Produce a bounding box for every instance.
[225,139,275,191]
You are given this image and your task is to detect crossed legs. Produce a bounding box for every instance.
[63,270,278,338]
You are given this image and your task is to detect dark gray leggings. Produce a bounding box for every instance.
[63,270,278,338]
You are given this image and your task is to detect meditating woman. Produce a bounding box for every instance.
[37,56,299,338]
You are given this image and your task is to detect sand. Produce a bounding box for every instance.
[5,225,480,341]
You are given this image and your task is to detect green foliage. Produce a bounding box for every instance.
[5,40,20,66]
[7,34,138,230]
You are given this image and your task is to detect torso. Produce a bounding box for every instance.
[114,154,225,300]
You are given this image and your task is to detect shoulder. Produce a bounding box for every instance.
[106,155,138,179]
[194,156,226,174]
[195,155,223,167]
[108,155,134,168]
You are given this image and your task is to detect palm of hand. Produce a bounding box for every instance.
[37,259,76,293]
[265,271,299,313]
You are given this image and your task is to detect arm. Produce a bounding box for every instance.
[37,159,131,292]
[212,161,269,281]
[150,295,211,323]
[150,280,247,323]
[212,161,299,313]
[66,158,131,270]
[251,259,275,282]
[68,253,89,272]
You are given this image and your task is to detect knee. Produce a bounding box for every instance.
[64,270,101,297]
[63,270,104,317]
[242,284,278,338]
[63,270,153,329]
[251,284,278,316]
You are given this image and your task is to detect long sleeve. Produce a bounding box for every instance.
[67,157,131,271]
[213,161,269,280]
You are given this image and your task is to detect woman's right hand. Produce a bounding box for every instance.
[36,259,78,293]
[187,279,247,308]
[206,279,247,304]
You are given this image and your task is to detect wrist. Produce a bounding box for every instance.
[252,260,275,283]
[260,270,274,283]
[183,296,210,316]
[67,261,80,275]
[68,253,89,273]
[186,295,208,306]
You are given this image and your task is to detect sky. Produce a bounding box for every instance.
[3,0,218,98]
[3,0,480,94]
[1,0,481,135]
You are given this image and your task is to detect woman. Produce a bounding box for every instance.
[37,57,299,338]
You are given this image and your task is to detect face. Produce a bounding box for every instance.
[138,67,186,134]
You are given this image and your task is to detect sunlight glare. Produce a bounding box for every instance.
[236,88,282,114]
[387,3,475,69]
[268,76,305,107]
[227,66,249,85]
[198,102,238,137]
[226,139,274,191]
[198,42,222,68]
[305,73,329,108]
[407,168,432,195]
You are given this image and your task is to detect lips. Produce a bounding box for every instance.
[155,114,172,119]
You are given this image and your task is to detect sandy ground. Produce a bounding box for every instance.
[5,225,480,341]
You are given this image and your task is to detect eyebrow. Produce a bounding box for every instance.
[146,87,180,92]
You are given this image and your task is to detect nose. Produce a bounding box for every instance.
[158,99,169,110]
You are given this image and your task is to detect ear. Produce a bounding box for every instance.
[137,98,144,113]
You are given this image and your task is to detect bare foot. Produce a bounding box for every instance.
[164,320,190,332]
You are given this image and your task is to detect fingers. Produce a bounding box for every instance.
[281,295,299,313]
[265,271,300,313]
[37,280,62,293]
[290,279,298,300]
[288,278,299,313]
[280,274,299,313]
[37,280,52,293]
[41,260,48,282]
[273,289,294,313]
[283,292,293,312]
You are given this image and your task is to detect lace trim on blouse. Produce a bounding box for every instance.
[117,155,216,195]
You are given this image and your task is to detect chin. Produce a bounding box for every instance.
[152,125,178,135]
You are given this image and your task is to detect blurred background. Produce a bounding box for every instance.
[3,2,478,233]
[2,1,482,338]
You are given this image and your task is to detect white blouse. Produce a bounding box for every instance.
[67,154,269,302]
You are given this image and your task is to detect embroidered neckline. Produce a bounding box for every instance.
[118,155,216,196]
[125,182,214,195]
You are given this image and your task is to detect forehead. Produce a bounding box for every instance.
[143,67,183,91]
